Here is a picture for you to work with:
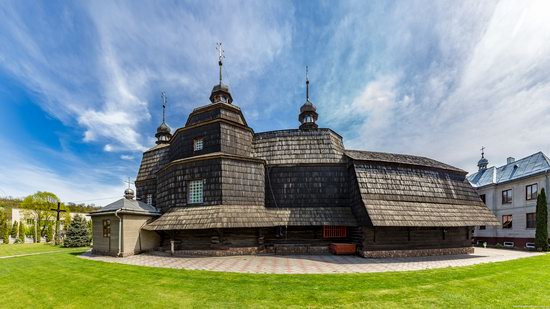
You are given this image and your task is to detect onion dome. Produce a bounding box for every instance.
[299,66,318,130]
[209,82,233,104]
[155,122,172,145]
[124,187,135,200]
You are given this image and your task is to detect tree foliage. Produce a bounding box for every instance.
[11,221,18,238]
[20,191,63,241]
[64,215,90,247]
[535,188,548,251]
[46,223,54,243]
[18,221,25,243]
[2,221,9,244]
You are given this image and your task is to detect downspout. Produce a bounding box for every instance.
[114,209,122,257]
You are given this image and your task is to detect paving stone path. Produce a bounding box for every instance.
[80,248,541,274]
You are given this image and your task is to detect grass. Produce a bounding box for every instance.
[0,245,549,308]
[0,243,67,257]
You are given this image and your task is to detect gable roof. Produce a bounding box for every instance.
[345,150,465,174]
[468,152,550,187]
[352,162,498,227]
[252,129,345,164]
[90,198,160,216]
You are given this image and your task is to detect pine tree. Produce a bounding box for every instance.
[535,188,548,251]
[64,215,90,247]
[11,221,18,238]
[18,221,25,243]
[2,221,9,244]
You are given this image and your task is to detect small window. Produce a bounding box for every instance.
[526,184,538,200]
[146,194,153,206]
[479,194,486,204]
[26,219,34,225]
[502,215,513,229]
[479,225,486,230]
[187,180,204,204]
[526,213,536,229]
[323,226,347,238]
[304,115,314,123]
[193,138,204,151]
[102,220,111,238]
[502,189,512,204]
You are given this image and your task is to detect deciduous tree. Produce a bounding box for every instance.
[20,192,65,242]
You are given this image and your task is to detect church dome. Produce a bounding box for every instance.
[124,188,135,200]
[209,82,233,104]
[155,121,172,145]
[156,122,171,135]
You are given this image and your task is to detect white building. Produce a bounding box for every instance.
[468,151,550,248]
[9,207,90,227]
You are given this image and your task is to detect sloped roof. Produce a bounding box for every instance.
[136,143,170,182]
[346,150,465,174]
[352,162,498,227]
[252,129,345,164]
[468,152,550,187]
[90,198,160,216]
[143,205,356,230]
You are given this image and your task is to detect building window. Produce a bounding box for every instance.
[502,189,512,204]
[480,194,486,204]
[193,138,204,151]
[526,213,536,229]
[479,226,486,230]
[102,220,111,238]
[187,180,204,204]
[26,219,34,225]
[146,194,153,206]
[526,184,538,200]
[304,115,314,123]
[502,215,513,229]
[322,226,347,238]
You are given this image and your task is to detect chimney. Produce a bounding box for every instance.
[507,157,515,164]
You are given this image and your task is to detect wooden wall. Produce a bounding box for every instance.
[363,226,472,250]
[221,159,265,205]
[169,122,222,162]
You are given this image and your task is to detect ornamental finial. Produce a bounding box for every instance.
[161,91,167,123]
[216,42,225,84]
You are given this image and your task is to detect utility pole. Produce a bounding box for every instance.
[50,202,66,246]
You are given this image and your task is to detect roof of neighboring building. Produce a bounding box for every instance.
[346,150,466,174]
[90,198,160,216]
[136,143,170,182]
[252,129,345,164]
[468,152,550,187]
[143,205,356,230]
[352,162,499,227]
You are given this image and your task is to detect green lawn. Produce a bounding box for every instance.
[0,245,549,308]
[0,243,67,257]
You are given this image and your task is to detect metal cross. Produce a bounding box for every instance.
[161,91,167,123]
[125,177,132,189]
[480,146,485,158]
[50,200,66,245]
[216,42,225,63]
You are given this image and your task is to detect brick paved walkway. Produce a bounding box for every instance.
[80,248,541,274]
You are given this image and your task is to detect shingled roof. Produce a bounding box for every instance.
[136,144,170,182]
[252,129,345,164]
[346,150,465,174]
[90,198,160,216]
[352,162,498,227]
[143,205,356,230]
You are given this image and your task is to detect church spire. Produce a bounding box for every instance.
[210,42,233,104]
[299,66,318,130]
[155,91,172,145]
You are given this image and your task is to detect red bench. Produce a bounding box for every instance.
[329,243,356,255]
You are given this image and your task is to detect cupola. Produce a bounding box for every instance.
[210,42,233,104]
[477,146,489,171]
[299,66,318,130]
[155,92,172,144]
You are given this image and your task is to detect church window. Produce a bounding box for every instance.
[103,220,111,237]
[304,115,313,123]
[188,180,204,204]
[146,194,153,206]
[193,138,204,151]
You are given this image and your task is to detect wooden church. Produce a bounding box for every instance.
[90,49,498,258]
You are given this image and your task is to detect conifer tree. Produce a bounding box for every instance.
[11,221,18,238]
[64,215,90,247]
[46,223,54,243]
[2,221,9,244]
[535,188,548,251]
[18,221,25,243]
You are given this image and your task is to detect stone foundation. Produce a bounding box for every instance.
[168,247,260,257]
[360,247,474,258]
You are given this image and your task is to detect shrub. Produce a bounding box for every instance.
[18,222,25,243]
[46,223,54,243]
[64,215,90,247]
[535,188,548,251]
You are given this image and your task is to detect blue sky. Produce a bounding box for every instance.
[1,1,550,205]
